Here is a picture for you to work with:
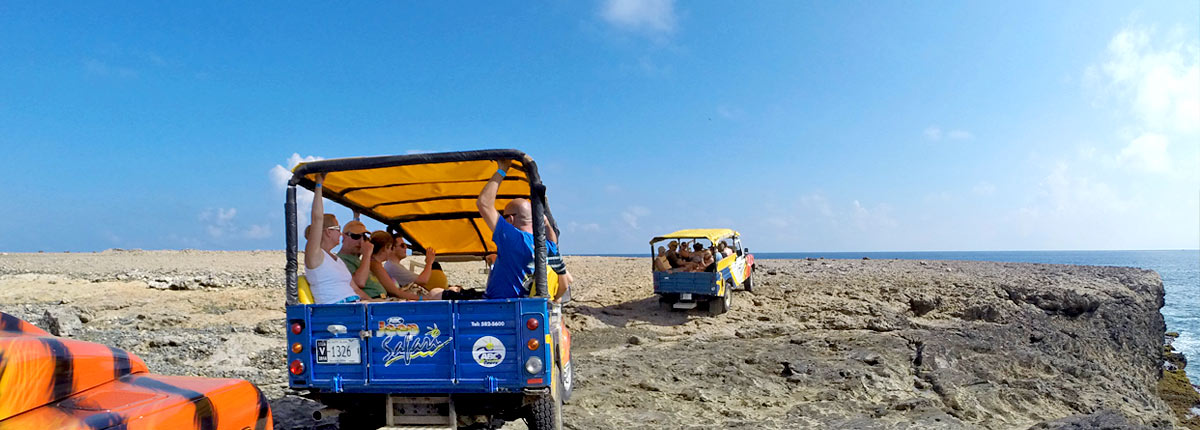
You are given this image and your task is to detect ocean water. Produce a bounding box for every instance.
[587,250,1200,384]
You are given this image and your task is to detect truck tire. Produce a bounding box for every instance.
[657,294,676,311]
[743,273,754,292]
[526,365,564,430]
[708,288,732,316]
[561,359,574,403]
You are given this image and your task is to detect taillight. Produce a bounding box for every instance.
[290,322,303,335]
[291,343,303,353]
[527,339,540,350]
[526,318,539,330]
[289,359,305,375]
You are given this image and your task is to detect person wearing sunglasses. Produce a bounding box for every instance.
[383,236,439,291]
[335,219,387,300]
[303,173,371,304]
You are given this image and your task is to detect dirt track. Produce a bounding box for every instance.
[0,251,1186,429]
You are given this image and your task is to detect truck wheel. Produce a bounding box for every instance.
[708,289,732,316]
[561,360,574,404]
[743,273,754,292]
[657,294,675,311]
[526,365,564,430]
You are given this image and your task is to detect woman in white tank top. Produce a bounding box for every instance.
[307,249,358,304]
[303,174,366,304]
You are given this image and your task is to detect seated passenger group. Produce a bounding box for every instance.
[655,239,737,273]
[304,166,572,305]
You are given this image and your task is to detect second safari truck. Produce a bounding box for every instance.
[282,150,571,430]
[651,229,754,315]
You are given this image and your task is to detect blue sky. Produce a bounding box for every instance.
[1,1,1197,254]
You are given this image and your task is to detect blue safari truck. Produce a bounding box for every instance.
[650,229,754,315]
[282,150,572,430]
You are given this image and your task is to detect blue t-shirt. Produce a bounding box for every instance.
[485,218,535,299]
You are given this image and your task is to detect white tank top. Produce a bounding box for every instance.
[306,250,357,304]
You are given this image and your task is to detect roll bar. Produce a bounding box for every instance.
[283,151,554,304]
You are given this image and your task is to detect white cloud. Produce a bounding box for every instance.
[972,182,996,196]
[946,130,974,140]
[851,200,897,231]
[620,205,651,229]
[924,127,943,141]
[199,207,272,241]
[1092,27,1199,135]
[925,126,973,141]
[1042,163,1128,213]
[567,221,601,233]
[800,193,834,218]
[600,0,676,35]
[245,224,272,239]
[83,59,137,78]
[604,184,622,194]
[1118,133,1171,172]
[271,153,324,211]
[200,208,237,238]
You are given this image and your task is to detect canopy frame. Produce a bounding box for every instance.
[284,149,555,304]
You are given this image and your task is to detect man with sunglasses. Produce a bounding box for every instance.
[477,160,572,300]
[336,220,387,299]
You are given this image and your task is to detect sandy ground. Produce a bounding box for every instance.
[0,251,1190,429]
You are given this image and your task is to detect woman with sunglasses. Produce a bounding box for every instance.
[303,174,371,304]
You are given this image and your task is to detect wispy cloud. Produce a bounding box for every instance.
[270,153,325,208]
[620,205,651,229]
[199,208,238,238]
[716,105,743,120]
[924,126,973,141]
[972,181,996,196]
[599,0,677,36]
[1118,133,1171,172]
[567,221,601,233]
[1084,25,1198,177]
[270,153,325,239]
[1088,26,1199,135]
[199,207,272,241]
[83,59,137,78]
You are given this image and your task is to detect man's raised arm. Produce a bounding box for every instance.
[476,160,511,231]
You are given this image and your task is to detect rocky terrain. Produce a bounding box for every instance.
[1,251,1196,429]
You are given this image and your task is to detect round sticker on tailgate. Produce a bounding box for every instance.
[472,336,506,368]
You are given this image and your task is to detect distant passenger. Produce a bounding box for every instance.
[702,250,717,272]
[715,243,730,260]
[654,246,672,271]
[666,241,685,268]
[303,174,370,304]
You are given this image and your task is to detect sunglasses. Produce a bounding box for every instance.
[344,232,369,240]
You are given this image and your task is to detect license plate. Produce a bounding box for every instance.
[316,338,360,364]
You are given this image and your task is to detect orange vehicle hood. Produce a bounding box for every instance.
[0,312,271,430]
[0,312,151,421]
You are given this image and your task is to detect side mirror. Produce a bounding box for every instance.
[743,248,750,255]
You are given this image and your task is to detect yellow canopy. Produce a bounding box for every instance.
[291,150,551,256]
[650,228,739,244]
